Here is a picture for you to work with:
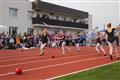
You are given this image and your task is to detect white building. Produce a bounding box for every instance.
[0,0,92,35]
[0,0,33,34]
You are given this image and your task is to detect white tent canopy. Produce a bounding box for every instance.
[0,25,8,28]
[0,25,8,33]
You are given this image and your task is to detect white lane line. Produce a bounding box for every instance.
[0,72,15,76]
[0,54,62,62]
[0,53,96,67]
[0,50,93,58]
[0,47,85,58]
[0,47,92,58]
[0,51,94,62]
[0,49,40,58]
[0,54,38,59]
[47,61,120,80]
[0,56,111,77]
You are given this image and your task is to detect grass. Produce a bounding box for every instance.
[55,62,120,80]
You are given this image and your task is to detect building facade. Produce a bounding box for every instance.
[0,0,92,35]
[0,0,33,34]
[32,0,91,35]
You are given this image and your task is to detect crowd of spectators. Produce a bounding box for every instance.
[0,32,39,49]
[2,29,119,50]
[0,31,89,50]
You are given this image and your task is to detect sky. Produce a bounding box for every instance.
[41,0,120,30]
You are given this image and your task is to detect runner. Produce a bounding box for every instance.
[72,32,80,52]
[95,32,106,56]
[56,31,71,54]
[102,23,120,60]
[39,28,50,56]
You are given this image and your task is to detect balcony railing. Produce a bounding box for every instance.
[32,17,88,29]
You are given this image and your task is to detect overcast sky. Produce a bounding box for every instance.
[42,0,120,30]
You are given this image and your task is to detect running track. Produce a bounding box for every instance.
[0,46,120,80]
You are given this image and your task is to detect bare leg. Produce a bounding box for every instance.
[95,43,101,55]
[65,46,71,53]
[40,43,46,56]
[100,45,106,56]
[107,41,113,60]
[62,42,66,54]
[62,41,71,54]
[75,43,80,52]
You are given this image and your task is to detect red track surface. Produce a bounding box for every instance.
[0,46,120,80]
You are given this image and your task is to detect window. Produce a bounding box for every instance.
[9,8,18,17]
[50,13,54,15]
[27,28,33,35]
[74,19,76,22]
[9,26,17,35]
[64,17,66,21]
[56,16,59,20]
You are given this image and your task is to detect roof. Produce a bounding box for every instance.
[33,1,88,19]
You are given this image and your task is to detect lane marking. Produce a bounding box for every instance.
[0,56,112,77]
[47,61,120,80]
[0,51,95,62]
[0,53,97,67]
[0,47,94,58]
[0,54,39,59]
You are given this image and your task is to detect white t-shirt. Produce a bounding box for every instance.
[9,38,14,43]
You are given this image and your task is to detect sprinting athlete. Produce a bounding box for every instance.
[102,23,120,60]
[95,32,106,56]
[72,32,80,52]
[57,31,71,54]
[39,28,50,56]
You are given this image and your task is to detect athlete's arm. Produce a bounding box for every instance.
[99,32,106,37]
